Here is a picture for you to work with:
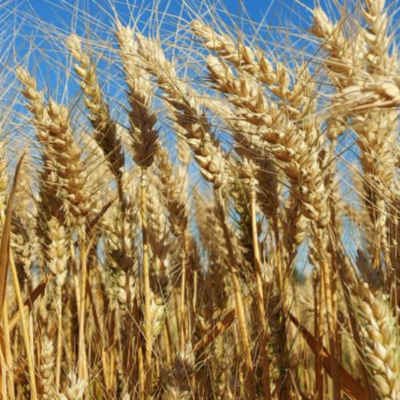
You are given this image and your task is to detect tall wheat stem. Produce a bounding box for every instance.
[0,337,5,399]
[78,239,88,380]
[109,309,117,394]
[249,185,272,400]
[333,236,375,400]
[133,299,146,398]
[2,299,15,399]
[55,286,63,390]
[140,169,152,398]
[215,189,257,400]
[316,231,341,400]
[313,271,324,400]
[9,250,37,400]
[180,236,188,354]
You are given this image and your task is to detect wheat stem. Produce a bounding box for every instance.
[9,249,37,400]
[55,287,63,391]
[215,189,257,400]
[78,239,88,381]
[249,183,272,400]
[2,298,15,400]
[140,170,152,398]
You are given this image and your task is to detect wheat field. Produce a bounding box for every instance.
[0,0,399,399]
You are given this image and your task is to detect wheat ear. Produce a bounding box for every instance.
[67,34,124,181]
[137,34,258,399]
[115,22,160,398]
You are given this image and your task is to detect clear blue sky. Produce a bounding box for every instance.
[18,0,315,26]
[8,0,317,42]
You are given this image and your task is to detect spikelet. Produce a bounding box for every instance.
[45,217,69,287]
[191,20,292,100]
[357,288,400,399]
[310,7,367,87]
[39,336,55,400]
[156,146,189,237]
[164,342,195,400]
[362,0,392,74]
[115,22,159,168]
[67,34,124,180]
[57,373,87,400]
[208,99,282,218]
[136,34,228,189]
[148,288,166,338]
[102,195,138,308]
[339,254,400,400]
[334,78,400,110]
[17,67,91,229]
[105,268,136,310]
[206,56,330,229]
[147,183,172,263]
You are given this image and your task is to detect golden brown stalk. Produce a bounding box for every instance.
[115,22,160,397]
[10,250,38,400]
[313,270,324,400]
[214,190,257,400]
[239,160,272,400]
[206,54,342,398]
[0,139,8,221]
[2,299,15,400]
[0,153,37,400]
[155,147,190,351]
[315,231,341,400]
[139,171,152,395]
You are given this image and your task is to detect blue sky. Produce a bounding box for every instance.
[8,0,317,41]
[19,0,315,26]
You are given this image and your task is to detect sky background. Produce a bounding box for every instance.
[5,0,318,46]
[17,0,316,28]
